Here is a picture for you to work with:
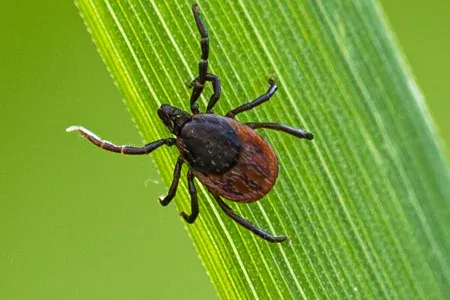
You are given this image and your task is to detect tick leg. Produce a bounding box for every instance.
[159,157,184,206]
[246,123,314,140]
[226,78,278,119]
[205,74,221,113]
[180,169,199,224]
[189,4,209,113]
[189,73,222,114]
[66,126,176,154]
[214,195,288,243]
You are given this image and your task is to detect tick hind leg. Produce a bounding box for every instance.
[66,126,176,154]
[214,195,288,243]
[226,78,278,119]
[189,4,222,114]
[180,169,199,224]
[246,123,314,140]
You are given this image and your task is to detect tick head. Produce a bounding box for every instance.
[157,104,190,136]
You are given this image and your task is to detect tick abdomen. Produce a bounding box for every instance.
[179,115,279,203]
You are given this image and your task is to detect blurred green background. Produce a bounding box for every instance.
[0,1,448,299]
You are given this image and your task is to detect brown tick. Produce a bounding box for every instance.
[67,4,313,243]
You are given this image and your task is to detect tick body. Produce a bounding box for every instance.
[179,114,279,203]
[67,4,313,243]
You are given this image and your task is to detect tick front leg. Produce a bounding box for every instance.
[180,169,199,224]
[246,123,314,140]
[159,157,184,206]
[205,74,221,113]
[189,73,222,114]
[66,126,176,154]
[226,78,278,118]
[214,195,288,243]
[189,4,209,113]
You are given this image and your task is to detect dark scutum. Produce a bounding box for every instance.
[177,115,241,174]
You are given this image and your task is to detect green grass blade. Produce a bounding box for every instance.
[75,0,450,298]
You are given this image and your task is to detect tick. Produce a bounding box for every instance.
[67,4,313,243]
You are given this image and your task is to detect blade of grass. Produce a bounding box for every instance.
[75,0,450,298]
